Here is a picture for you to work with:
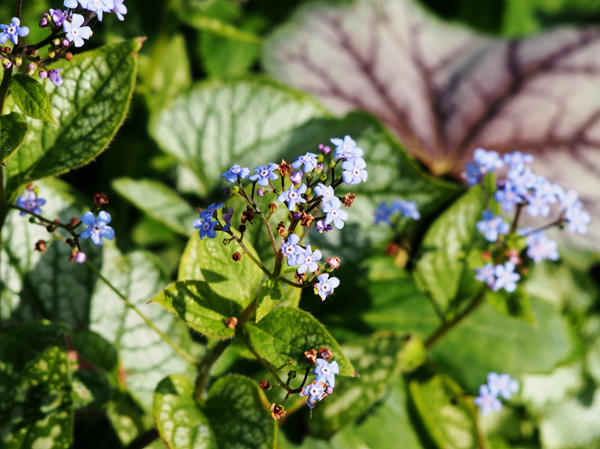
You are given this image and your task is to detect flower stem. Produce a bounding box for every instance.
[194,339,231,402]
[16,0,23,19]
[86,261,196,364]
[224,229,271,277]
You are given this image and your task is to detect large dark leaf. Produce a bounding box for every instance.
[264,0,600,245]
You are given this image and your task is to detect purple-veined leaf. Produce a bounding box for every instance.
[264,0,600,245]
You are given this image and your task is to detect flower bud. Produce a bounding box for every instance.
[232,252,242,262]
[326,256,340,270]
[257,188,265,197]
[48,50,56,59]
[34,240,47,252]
[278,159,291,177]
[270,403,286,420]
[52,38,61,47]
[259,380,271,390]
[290,171,302,185]
[225,316,238,329]
[65,52,73,61]
[304,348,317,364]
[277,222,286,238]
[13,56,22,67]
[318,347,332,361]
[39,16,49,27]
[94,193,109,208]
[343,193,356,207]
[39,70,48,79]
[74,251,87,264]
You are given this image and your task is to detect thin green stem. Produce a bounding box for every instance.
[86,261,195,364]
[194,339,231,402]
[242,333,294,394]
[225,230,271,277]
[238,189,278,257]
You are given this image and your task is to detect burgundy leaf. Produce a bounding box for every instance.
[264,0,600,245]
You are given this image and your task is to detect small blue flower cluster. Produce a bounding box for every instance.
[192,202,232,240]
[300,358,339,408]
[80,210,114,246]
[466,148,591,292]
[16,189,46,216]
[475,372,519,416]
[374,199,420,225]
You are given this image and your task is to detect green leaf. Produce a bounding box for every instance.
[431,298,574,391]
[246,306,354,377]
[112,177,196,236]
[10,74,56,123]
[177,11,262,44]
[415,186,486,314]
[178,231,263,307]
[0,321,74,449]
[6,39,142,191]
[72,330,118,373]
[203,374,274,449]
[154,375,217,449]
[0,112,28,163]
[486,289,536,326]
[310,333,424,437]
[150,280,241,338]
[255,279,282,323]
[150,78,326,195]
[409,373,479,449]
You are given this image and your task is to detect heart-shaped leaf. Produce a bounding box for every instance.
[264,0,600,245]
[0,112,28,163]
[178,230,263,307]
[0,321,73,449]
[6,38,142,192]
[246,306,354,377]
[154,375,217,449]
[150,78,326,195]
[203,374,275,449]
[150,280,241,339]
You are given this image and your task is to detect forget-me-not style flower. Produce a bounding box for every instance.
[0,17,29,45]
[473,148,503,173]
[49,9,68,26]
[313,359,339,388]
[374,203,392,225]
[322,197,348,229]
[277,183,307,211]
[315,273,340,301]
[249,163,278,187]
[296,245,321,274]
[84,0,114,21]
[341,157,368,185]
[391,199,420,220]
[80,211,115,246]
[495,183,522,213]
[565,204,591,235]
[112,0,127,20]
[476,210,510,242]
[292,153,318,173]
[64,14,92,47]
[48,69,63,87]
[475,263,495,287]
[281,234,304,267]
[526,232,559,263]
[474,384,502,416]
[314,183,335,203]
[16,191,46,216]
[193,214,217,239]
[493,262,520,292]
[487,373,519,400]
[330,135,364,160]
[464,162,482,186]
[503,151,533,171]
[64,0,86,8]
[300,382,327,409]
[221,164,250,183]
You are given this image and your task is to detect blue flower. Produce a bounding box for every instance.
[464,162,481,186]
[222,207,233,232]
[474,384,502,416]
[314,183,335,203]
[112,0,127,21]
[48,69,63,87]
[64,0,86,8]
[391,199,420,220]
[476,210,510,242]
[63,14,92,48]
[292,152,318,173]
[475,263,495,287]
[526,232,559,263]
[493,262,520,293]
[473,148,503,172]
[80,211,115,246]
[249,163,278,187]
[374,203,392,225]
[300,381,328,409]
[507,167,536,196]
[221,164,250,183]
[565,201,591,235]
[0,18,29,45]
[192,215,218,240]
[503,151,533,171]
[281,234,304,267]
[330,135,364,160]
[296,245,321,274]
[277,183,307,211]
[525,190,554,218]
[290,170,303,185]
[494,183,522,213]
[315,273,340,301]
[313,358,339,388]
[341,157,368,185]
[84,0,114,21]
[322,197,348,229]
[487,373,519,400]
[49,9,68,26]
[16,190,46,216]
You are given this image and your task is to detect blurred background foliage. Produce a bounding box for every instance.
[2,0,600,448]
